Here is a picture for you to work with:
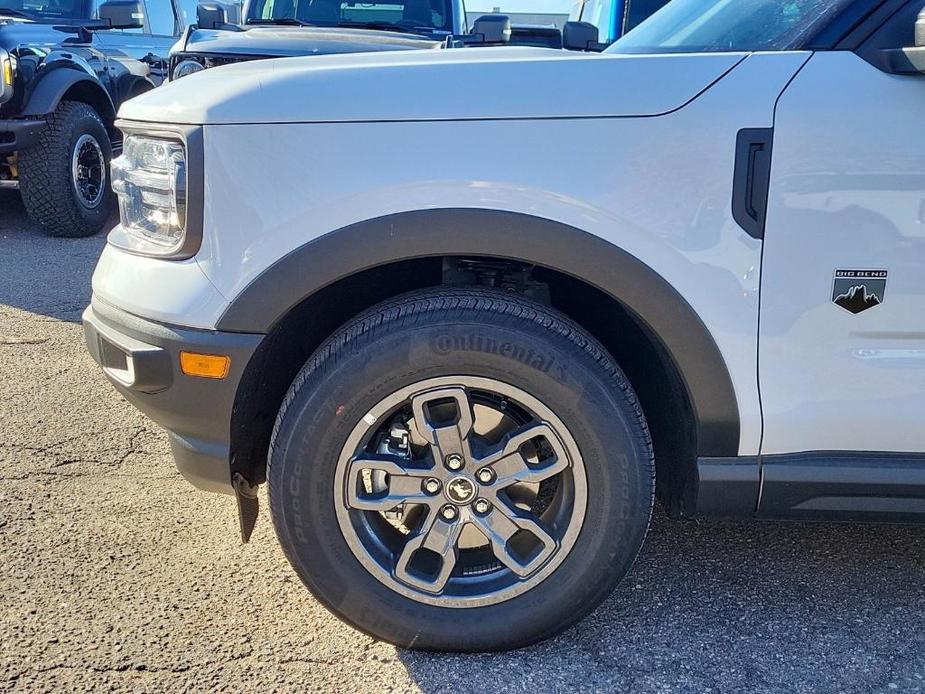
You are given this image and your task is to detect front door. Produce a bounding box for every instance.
[759,44,925,455]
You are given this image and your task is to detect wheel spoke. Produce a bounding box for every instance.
[394,512,465,593]
[410,387,475,463]
[345,453,433,512]
[335,376,588,607]
[479,423,570,486]
[473,503,557,577]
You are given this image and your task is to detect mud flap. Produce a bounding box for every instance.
[232,472,259,543]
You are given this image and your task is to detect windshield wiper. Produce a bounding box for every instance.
[336,21,432,35]
[0,9,34,18]
[246,18,313,27]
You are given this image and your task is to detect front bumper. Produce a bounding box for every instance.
[0,117,46,155]
[83,298,263,495]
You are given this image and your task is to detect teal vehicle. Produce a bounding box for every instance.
[569,0,668,44]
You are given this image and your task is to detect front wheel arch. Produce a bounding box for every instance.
[23,70,116,126]
[222,210,738,467]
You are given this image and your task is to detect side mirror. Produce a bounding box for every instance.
[98,0,145,29]
[562,20,607,51]
[197,2,236,29]
[916,6,925,47]
[471,14,511,44]
[225,1,242,24]
[876,7,925,74]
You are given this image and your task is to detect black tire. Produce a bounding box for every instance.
[18,100,114,238]
[268,288,655,651]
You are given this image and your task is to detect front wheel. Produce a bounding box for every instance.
[19,100,114,238]
[268,289,655,651]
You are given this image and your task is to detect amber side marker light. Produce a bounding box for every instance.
[180,352,230,379]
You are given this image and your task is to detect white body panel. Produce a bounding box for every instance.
[759,52,925,454]
[111,47,925,459]
[168,51,803,456]
[119,47,746,124]
[92,246,229,328]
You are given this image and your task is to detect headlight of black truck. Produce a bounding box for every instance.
[0,49,15,105]
[172,57,206,81]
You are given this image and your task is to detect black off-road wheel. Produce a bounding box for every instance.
[19,100,114,238]
[268,289,655,651]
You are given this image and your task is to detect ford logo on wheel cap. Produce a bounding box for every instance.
[446,477,476,504]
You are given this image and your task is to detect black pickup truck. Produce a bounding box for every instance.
[168,0,617,82]
[0,0,190,237]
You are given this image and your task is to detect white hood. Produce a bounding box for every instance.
[119,46,747,125]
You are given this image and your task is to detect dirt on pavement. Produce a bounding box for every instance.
[2,189,924,693]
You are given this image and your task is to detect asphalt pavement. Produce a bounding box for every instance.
[2,188,924,692]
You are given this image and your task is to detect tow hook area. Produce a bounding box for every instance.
[1,152,18,188]
[232,472,260,543]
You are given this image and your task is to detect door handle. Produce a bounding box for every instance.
[732,128,774,240]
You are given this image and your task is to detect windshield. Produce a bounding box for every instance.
[245,0,452,32]
[608,0,853,54]
[0,0,87,20]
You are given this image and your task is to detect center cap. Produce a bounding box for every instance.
[445,476,476,505]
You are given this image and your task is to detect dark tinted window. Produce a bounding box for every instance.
[247,0,451,30]
[623,0,668,33]
[610,0,854,53]
[3,0,86,20]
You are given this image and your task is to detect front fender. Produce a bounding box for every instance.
[21,61,114,119]
[216,208,741,458]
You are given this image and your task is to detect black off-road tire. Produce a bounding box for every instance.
[19,101,114,238]
[267,288,655,651]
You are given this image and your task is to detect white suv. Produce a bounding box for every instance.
[84,0,925,651]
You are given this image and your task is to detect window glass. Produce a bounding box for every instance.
[623,0,667,34]
[89,0,144,30]
[574,0,610,31]
[5,0,83,20]
[610,0,854,54]
[246,0,452,30]
[144,0,176,34]
[175,0,200,27]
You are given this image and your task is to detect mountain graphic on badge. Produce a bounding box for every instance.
[834,285,882,314]
[832,270,887,314]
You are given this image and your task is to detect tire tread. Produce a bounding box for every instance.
[18,100,112,238]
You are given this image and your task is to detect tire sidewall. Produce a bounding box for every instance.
[269,307,653,651]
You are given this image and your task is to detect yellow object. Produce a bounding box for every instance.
[2,59,12,86]
[179,352,230,379]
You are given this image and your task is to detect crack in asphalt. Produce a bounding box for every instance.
[1,192,924,692]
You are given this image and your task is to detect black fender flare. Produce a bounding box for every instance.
[118,72,156,100]
[217,209,741,457]
[22,64,116,121]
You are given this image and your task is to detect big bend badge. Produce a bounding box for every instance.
[832,269,888,314]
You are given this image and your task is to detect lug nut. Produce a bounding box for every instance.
[473,499,491,515]
[440,505,458,521]
[445,454,464,471]
[423,478,441,495]
[477,468,494,484]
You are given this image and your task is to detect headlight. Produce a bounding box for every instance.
[172,58,205,81]
[111,135,188,254]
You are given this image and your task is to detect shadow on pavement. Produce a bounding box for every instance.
[399,510,925,693]
[4,186,924,693]
[0,189,111,323]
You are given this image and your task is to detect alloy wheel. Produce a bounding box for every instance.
[334,376,587,608]
[71,133,106,209]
